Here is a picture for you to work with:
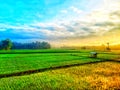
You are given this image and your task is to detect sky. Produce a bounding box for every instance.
[0,0,120,47]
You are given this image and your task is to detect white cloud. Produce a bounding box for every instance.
[60,10,68,14]
[70,6,83,14]
[0,28,6,31]
[0,24,38,32]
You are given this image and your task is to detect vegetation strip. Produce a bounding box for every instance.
[0,51,80,54]
[0,50,82,54]
[1,59,118,79]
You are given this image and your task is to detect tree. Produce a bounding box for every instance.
[12,41,51,49]
[41,41,51,49]
[1,39,12,50]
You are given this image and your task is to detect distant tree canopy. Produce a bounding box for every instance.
[12,41,51,49]
[0,39,51,50]
[0,39,12,50]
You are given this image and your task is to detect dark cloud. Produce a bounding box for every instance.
[94,22,114,26]
[0,29,46,40]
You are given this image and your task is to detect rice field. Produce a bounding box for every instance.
[0,62,120,90]
[0,49,120,89]
[0,49,110,74]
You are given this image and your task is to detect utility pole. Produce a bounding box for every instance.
[107,42,109,49]
[106,42,110,51]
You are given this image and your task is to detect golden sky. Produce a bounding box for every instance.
[50,0,120,47]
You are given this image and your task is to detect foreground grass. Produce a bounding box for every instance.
[0,62,120,90]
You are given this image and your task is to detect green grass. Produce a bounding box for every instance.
[0,49,120,89]
[0,62,120,90]
[0,49,119,74]
[0,49,83,54]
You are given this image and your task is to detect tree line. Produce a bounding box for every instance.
[0,39,51,50]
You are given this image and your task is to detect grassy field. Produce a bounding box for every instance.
[0,62,120,90]
[0,49,120,89]
[0,49,119,74]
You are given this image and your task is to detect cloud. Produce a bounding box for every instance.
[0,23,47,40]
[0,0,120,41]
[44,4,120,38]
[30,21,93,39]
[0,28,6,31]
[70,6,83,14]
[60,10,68,14]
